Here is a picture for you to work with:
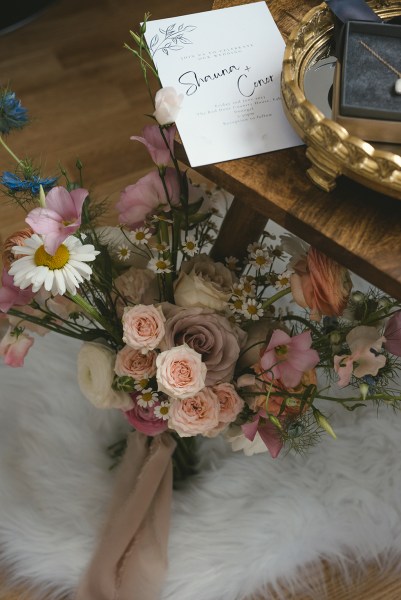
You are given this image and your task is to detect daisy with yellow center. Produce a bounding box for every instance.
[242,298,264,321]
[154,400,171,421]
[9,234,99,296]
[182,234,198,257]
[116,244,131,261]
[130,226,151,245]
[275,270,292,290]
[148,257,172,273]
[137,388,158,408]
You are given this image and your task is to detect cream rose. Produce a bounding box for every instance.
[156,344,206,399]
[114,345,157,379]
[77,342,133,410]
[168,387,220,437]
[122,304,165,353]
[174,254,235,311]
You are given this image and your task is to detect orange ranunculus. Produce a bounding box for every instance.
[254,369,317,417]
[290,247,352,321]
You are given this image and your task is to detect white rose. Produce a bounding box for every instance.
[174,254,235,311]
[153,87,183,125]
[77,342,133,410]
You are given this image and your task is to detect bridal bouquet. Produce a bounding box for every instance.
[2,18,401,470]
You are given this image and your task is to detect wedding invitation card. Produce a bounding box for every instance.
[144,2,302,166]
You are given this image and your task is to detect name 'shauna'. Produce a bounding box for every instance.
[178,65,274,97]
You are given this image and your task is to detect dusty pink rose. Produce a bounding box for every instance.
[115,345,157,379]
[259,329,320,388]
[114,267,156,317]
[0,326,34,367]
[334,325,386,388]
[162,304,246,385]
[384,311,401,357]
[122,304,165,353]
[156,344,207,399]
[0,268,34,312]
[206,383,244,436]
[116,168,180,228]
[153,87,183,125]
[168,387,220,436]
[291,247,352,321]
[131,124,176,166]
[124,393,168,436]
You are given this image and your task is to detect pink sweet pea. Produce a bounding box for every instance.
[384,311,401,357]
[26,186,89,255]
[131,124,176,167]
[0,326,34,367]
[117,168,180,228]
[259,329,320,388]
[242,410,283,458]
[334,325,386,388]
[0,268,34,312]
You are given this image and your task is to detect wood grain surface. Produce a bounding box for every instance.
[1,0,401,598]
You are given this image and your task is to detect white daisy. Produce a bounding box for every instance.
[134,378,150,391]
[242,298,264,321]
[275,270,293,290]
[154,400,171,420]
[137,388,158,408]
[182,234,198,257]
[148,257,172,273]
[249,249,271,272]
[130,226,151,245]
[116,244,131,261]
[9,234,99,296]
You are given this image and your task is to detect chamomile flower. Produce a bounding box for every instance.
[148,257,172,273]
[137,388,158,408]
[249,249,271,272]
[9,233,99,296]
[182,234,198,257]
[154,400,171,420]
[116,244,131,261]
[130,226,151,245]
[242,298,264,321]
[275,270,292,290]
[134,378,150,391]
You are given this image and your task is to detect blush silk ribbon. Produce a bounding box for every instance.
[75,431,176,600]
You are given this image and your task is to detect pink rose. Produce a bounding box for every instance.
[0,326,34,367]
[168,387,220,437]
[114,345,157,379]
[291,247,352,321]
[156,344,207,399]
[114,267,156,317]
[116,168,180,228]
[122,304,165,353]
[124,393,168,436]
[206,383,244,436]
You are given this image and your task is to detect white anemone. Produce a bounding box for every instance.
[8,234,99,296]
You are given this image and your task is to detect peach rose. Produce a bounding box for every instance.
[114,345,157,379]
[156,344,207,399]
[122,304,165,353]
[168,387,220,436]
[2,227,33,270]
[114,267,156,311]
[206,382,244,436]
[290,247,352,321]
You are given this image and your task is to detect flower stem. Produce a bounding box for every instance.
[262,287,291,309]
[68,293,121,342]
[0,135,22,165]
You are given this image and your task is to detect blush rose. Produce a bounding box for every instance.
[114,345,157,379]
[122,304,166,353]
[156,344,207,399]
[168,386,220,436]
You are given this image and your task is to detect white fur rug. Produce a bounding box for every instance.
[1,334,401,599]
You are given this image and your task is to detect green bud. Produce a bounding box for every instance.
[313,408,337,439]
[359,383,369,400]
[38,184,46,208]
[112,375,136,392]
[329,331,341,345]
[351,291,365,304]
[268,415,282,430]
[377,297,391,310]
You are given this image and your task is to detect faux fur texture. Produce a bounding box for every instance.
[1,333,401,600]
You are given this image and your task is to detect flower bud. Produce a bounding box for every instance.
[351,291,365,304]
[313,408,337,439]
[268,415,282,430]
[359,383,369,400]
[329,331,341,345]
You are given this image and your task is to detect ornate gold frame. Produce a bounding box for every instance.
[281,0,401,199]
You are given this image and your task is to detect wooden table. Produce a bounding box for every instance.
[176,0,401,301]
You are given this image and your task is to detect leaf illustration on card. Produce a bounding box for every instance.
[150,22,196,58]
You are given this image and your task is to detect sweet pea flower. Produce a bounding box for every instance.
[116,168,180,228]
[0,268,34,312]
[25,186,89,255]
[259,329,320,388]
[241,410,283,458]
[384,311,401,357]
[153,87,183,126]
[0,326,34,367]
[334,325,386,388]
[131,124,176,166]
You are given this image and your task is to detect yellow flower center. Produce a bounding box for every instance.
[156,260,168,270]
[160,405,169,416]
[247,304,258,315]
[135,232,145,240]
[34,244,70,270]
[141,391,154,403]
[275,344,288,357]
[186,241,195,250]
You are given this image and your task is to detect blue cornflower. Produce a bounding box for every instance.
[1,171,58,195]
[0,89,29,135]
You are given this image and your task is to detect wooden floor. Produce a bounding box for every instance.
[0,0,400,598]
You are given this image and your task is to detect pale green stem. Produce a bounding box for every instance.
[0,135,22,165]
[262,287,291,309]
[68,293,119,341]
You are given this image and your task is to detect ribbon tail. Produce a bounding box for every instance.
[75,431,176,600]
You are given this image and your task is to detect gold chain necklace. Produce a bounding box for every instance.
[358,39,401,95]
